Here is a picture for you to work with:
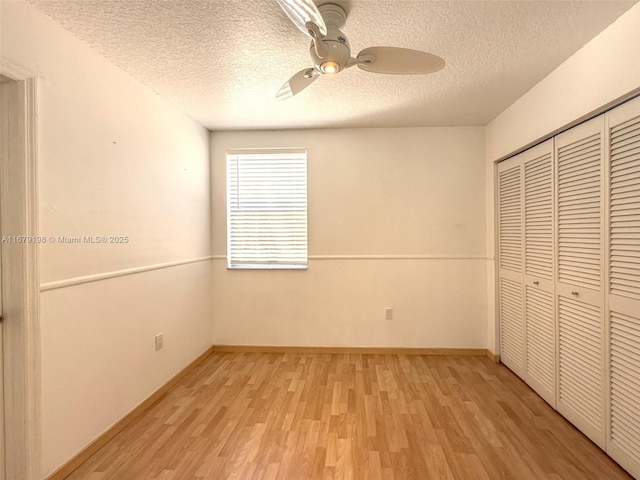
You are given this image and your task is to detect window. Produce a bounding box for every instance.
[226,149,308,269]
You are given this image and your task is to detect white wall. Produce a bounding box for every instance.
[1,1,213,476]
[211,128,487,348]
[484,3,640,354]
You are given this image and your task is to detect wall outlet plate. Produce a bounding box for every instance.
[155,333,164,351]
[385,308,393,321]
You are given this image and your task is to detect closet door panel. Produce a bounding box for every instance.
[557,120,603,292]
[525,281,555,406]
[500,276,525,378]
[556,116,606,448]
[606,95,640,479]
[525,145,554,281]
[609,100,640,302]
[498,159,526,379]
[557,294,605,447]
[523,141,556,406]
[499,162,523,274]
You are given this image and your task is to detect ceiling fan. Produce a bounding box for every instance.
[275,0,445,100]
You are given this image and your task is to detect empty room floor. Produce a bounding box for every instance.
[66,353,631,479]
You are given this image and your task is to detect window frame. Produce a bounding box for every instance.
[226,148,308,270]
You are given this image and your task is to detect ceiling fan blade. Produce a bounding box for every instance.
[356,47,445,75]
[276,68,319,100]
[275,0,327,37]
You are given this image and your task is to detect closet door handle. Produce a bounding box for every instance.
[571,291,579,297]
[533,281,539,286]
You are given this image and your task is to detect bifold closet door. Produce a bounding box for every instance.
[556,115,607,448]
[497,140,556,401]
[606,95,640,479]
[498,158,526,379]
[522,140,556,407]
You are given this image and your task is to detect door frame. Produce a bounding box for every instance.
[0,59,41,480]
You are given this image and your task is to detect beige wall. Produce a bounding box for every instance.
[1,1,213,476]
[484,3,640,354]
[485,2,640,162]
[211,127,487,348]
[39,262,212,474]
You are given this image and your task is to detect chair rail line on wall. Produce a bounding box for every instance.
[39,256,214,292]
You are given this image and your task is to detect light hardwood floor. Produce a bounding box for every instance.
[66,353,632,479]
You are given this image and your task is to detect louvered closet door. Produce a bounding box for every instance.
[522,140,556,407]
[556,116,607,448]
[606,95,640,479]
[498,158,526,379]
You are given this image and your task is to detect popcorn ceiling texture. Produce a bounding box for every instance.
[28,0,637,130]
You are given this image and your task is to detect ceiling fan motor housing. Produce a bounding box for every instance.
[310,25,351,73]
[310,4,351,73]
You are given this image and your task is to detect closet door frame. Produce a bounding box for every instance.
[494,94,640,479]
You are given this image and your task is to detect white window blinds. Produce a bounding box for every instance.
[226,149,308,269]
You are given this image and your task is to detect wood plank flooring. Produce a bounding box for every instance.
[66,353,632,479]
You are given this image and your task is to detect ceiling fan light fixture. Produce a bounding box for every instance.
[321,61,340,74]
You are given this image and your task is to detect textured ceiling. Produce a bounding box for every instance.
[28,0,637,130]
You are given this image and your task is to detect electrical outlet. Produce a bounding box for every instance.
[385,308,393,321]
[155,333,164,351]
